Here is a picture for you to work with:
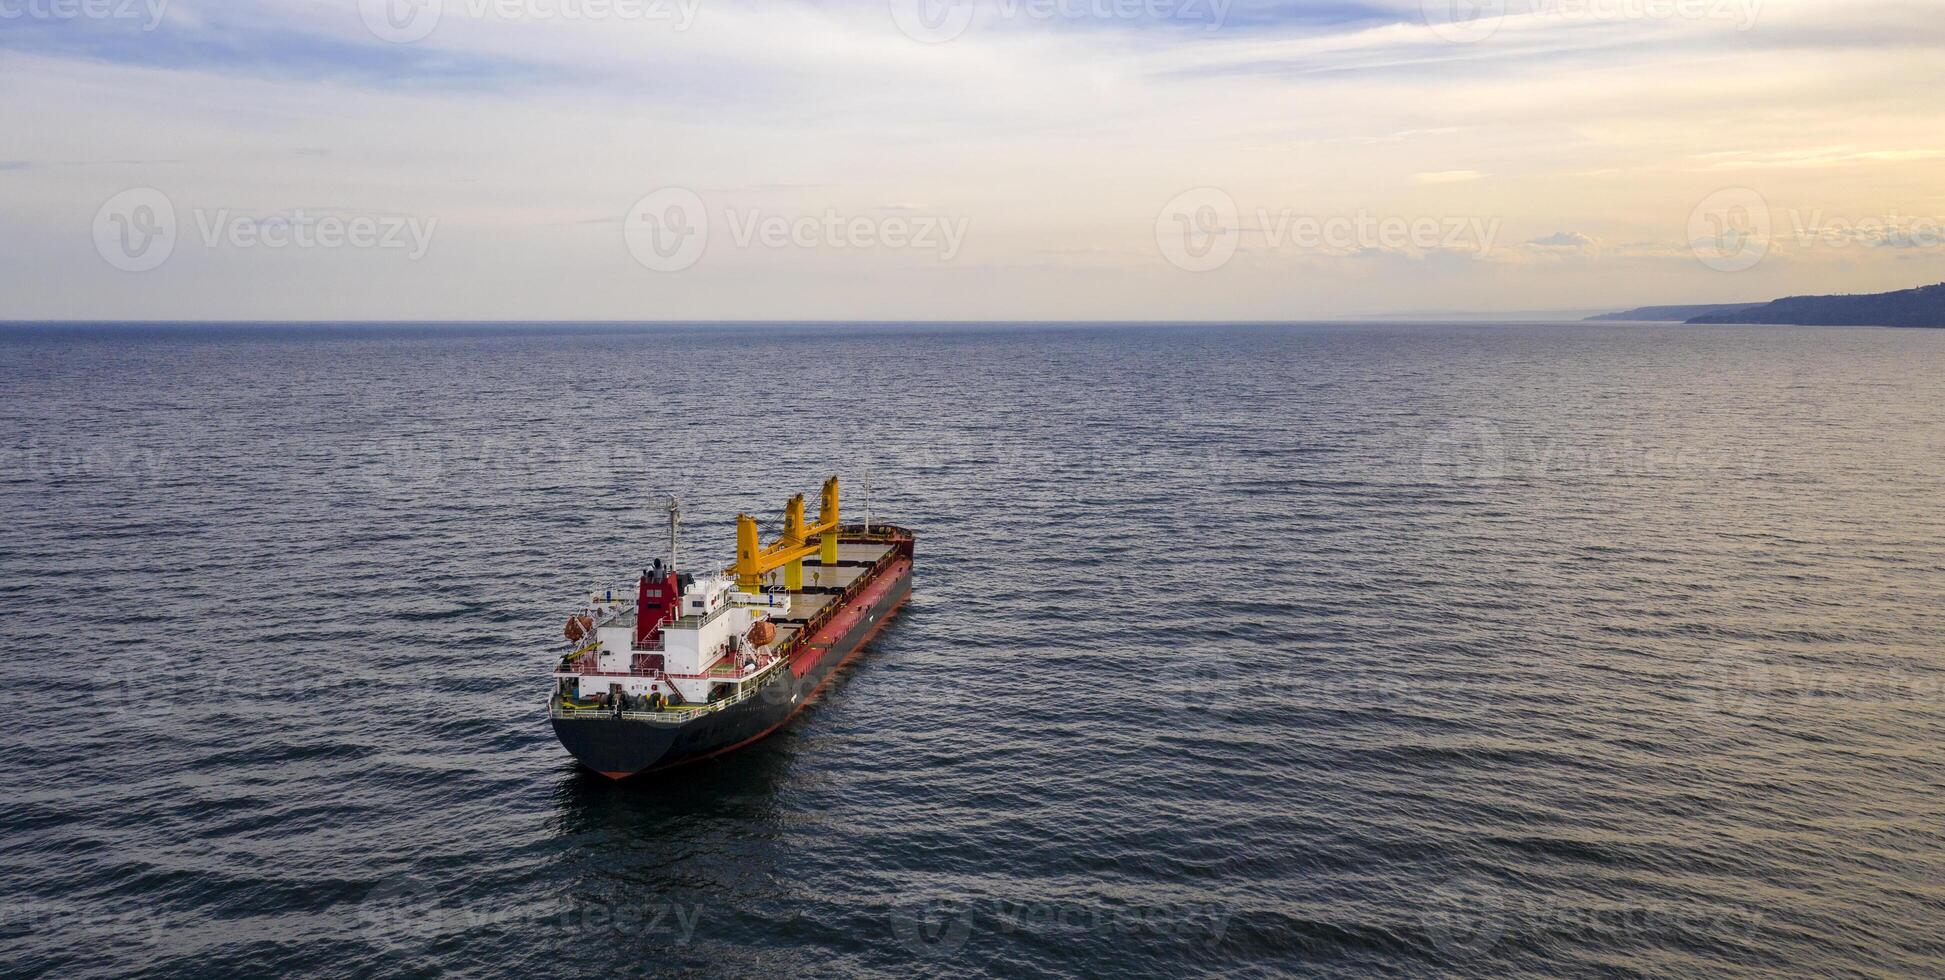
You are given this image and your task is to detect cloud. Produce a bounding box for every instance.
[1527,232,1597,249]
[1513,231,1603,265]
[0,0,566,87]
[1413,171,1487,185]
[1691,146,1945,171]
[4,0,1945,319]
[1873,228,1945,249]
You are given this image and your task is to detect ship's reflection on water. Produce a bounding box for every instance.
[549,715,887,834]
[541,728,879,969]
[552,738,802,824]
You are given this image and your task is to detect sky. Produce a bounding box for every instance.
[3,0,1944,320]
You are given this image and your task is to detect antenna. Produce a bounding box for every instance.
[665,495,682,573]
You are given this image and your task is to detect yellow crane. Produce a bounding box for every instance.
[733,476,841,592]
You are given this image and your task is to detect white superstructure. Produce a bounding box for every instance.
[561,574,793,708]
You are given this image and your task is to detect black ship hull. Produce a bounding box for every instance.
[551,561,910,779]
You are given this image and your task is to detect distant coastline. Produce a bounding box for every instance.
[1585,303,1762,322]
[1589,282,1945,328]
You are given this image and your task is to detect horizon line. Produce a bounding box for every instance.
[0,315,1620,326]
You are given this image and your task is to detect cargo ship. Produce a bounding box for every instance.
[548,477,913,779]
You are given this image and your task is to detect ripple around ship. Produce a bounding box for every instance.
[1,321,1941,978]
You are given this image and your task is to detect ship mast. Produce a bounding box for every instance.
[666,495,682,573]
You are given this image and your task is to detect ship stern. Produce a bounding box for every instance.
[549,714,685,779]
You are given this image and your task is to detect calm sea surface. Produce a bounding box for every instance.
[1,321,1941,978]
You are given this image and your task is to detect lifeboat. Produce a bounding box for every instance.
[746,620,778,647]
[564,614,595,642]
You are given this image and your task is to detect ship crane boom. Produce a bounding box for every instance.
[733,475,843,592]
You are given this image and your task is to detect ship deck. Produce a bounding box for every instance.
[578,539,898,653]
[761,540,899,648]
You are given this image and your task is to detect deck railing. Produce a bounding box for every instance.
[550,673,770,724]
[769,524,911,663]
